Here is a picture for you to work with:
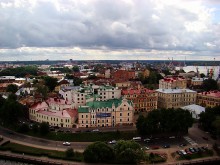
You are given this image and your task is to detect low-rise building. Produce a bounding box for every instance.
[181,104,205,119]
[156,88,197,109]
[197,91,220,107]
[122,88,158,112]
[29,97,77,128]
[159,76,187,89]
[78,98,134,128]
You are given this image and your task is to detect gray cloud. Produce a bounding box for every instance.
[0,0,219,60]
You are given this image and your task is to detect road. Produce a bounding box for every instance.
[0,126,91,152]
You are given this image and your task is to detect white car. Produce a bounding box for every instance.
[63,142,71,146]
[180,150,187,155]
[92,129,100,132]
[108,140,117,144]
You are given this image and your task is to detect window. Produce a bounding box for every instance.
[86,115,88,118]
[120,113,122,116]
[128,113,129,116]
[120,119,122,122]
[82,115,83,118]
[128,118,129,121]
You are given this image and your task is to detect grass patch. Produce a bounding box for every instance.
[27,130,138,142]
[0,142,83,161]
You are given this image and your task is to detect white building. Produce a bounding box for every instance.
[59,84,121,108]
[181,104,205,119]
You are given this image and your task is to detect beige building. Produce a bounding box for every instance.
[156,89,197,109]
[159,77,187,89]
[197,91,220,108]
[78,98,134,128]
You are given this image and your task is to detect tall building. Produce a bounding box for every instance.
[156,89,197,109]
[78,98,134,128]
[122,88,158,112]
[197,91,220,107]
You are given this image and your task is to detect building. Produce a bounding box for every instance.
[159,76,187,89]
[197,91,220,107]
[156,88,197,109]
[59,84,121,108]
[190,77,208,87]
[112,70,135,82]
[181,104,205,119]
[122,88,158,112]
[29,97,78,128]
[78,98,134,128]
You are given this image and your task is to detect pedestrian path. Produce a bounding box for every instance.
[184,136,198,145]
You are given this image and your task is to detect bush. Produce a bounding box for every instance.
[65,148,74,158]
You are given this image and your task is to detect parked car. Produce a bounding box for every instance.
[63,142,71,146]
[180,150,187,155]
[179,143,187,147]
[108,140,117,144]
[132,137,141,141]
[189,147,195,153]
[163,144,170,148]
[176,150,182,155]
[92,129,100,132]
[151,146,160,149]
[144,138,151,142]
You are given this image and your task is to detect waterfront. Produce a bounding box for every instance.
[176,65,220,79]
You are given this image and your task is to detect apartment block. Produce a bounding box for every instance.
[197,91,220,107]
[122,88,158,112]
[156,89,197,109]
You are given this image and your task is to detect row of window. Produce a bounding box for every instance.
[81,118,130,124]
[35,114,70,123]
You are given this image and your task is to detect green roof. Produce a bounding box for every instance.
[86,98,127,109]
[78,106,89,113]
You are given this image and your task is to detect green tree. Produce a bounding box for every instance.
[32,123,39,133]
[43,76,58,91]
[39,122,50,135]
[6,84,18,93]
[18,123,30,133]
[114,140,144,164]
[65,148,74,158]
[212,116,220,137]
[83,141,115,163]
[72,66,80,72]
[36,85,49,99]
[0,97,24,125]
[202,79,218,91]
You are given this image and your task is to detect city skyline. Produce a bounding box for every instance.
[0,0,220,61]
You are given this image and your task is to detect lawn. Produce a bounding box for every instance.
[0,142,83,161]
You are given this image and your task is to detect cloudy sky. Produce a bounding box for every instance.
[0,0,220,61]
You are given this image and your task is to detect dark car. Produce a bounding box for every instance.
[179,143,187,147]
[163,144,170,148]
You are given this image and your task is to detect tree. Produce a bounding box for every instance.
[212,116,220,137]
[136,108,193,135]
[18,123,30,133]
[36,85,49,99]
[65,148,74,157]
[6,84,18,93]
[43,76,58,91]
[39,122,50,135]
[114,140,144,164]
[32,123,39,133]
[201,79,218,91]
[83,141,115,163]
[72,66,80,72]
[200,73,205,78]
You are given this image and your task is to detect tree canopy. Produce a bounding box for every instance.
[0,66,38,77]
[136,108,193,135]
[6,84,18,93]
[42,76,58,91]
[199,106,220,136]
[83,141,115,163]
[201,79,218,91]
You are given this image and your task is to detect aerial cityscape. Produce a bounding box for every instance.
[0,0,220,165]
